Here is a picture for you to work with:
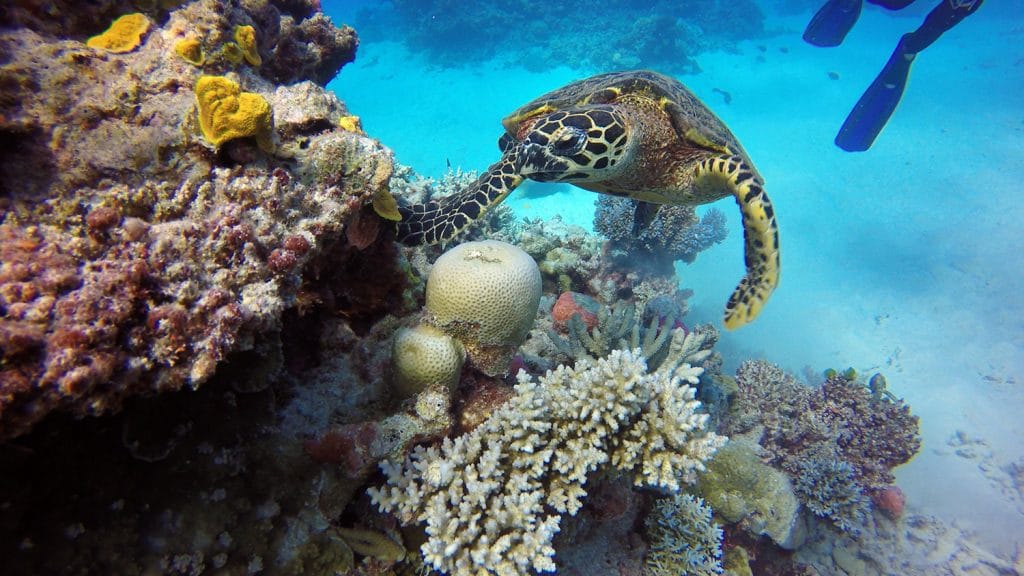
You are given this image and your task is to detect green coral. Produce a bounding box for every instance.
[723,546,752,576]
[695,441,803,549]
[645,494,723,576]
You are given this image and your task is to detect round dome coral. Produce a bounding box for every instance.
[392,324,465,400]
[425,240,541,376]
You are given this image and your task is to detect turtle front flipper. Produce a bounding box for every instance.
[395,152,524,246]
[696,155,780,329]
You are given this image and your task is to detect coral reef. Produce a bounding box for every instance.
[594,196,729,272]
[722,361,921,493]
[351,0,765,74]
[644,493,724,576]
[695,441,805,550]
[794,458,870,536]
[369,346,723,576]
[0,0,371,441]
[424,239,542,376]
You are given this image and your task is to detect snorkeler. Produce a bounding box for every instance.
[803,0,985,151]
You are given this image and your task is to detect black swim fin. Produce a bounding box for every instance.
[803,0,863,47]
[835,43,914,152]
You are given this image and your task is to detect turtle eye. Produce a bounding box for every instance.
[550,127,586,156]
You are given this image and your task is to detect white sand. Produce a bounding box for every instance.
[327,4,1024,559]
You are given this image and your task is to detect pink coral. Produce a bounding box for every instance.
[552,291,599,330]
[872,485,906,519]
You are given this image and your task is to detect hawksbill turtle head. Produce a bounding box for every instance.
[508,105,637,183]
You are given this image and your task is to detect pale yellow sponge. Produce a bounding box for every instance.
[86,13,150,53]
[425,240,541,376]
[391,324,465,399]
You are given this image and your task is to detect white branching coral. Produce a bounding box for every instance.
[369,331,724,576]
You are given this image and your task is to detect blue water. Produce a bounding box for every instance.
[323,0,1023,560]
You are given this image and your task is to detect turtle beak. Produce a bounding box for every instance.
[518,142,569,181]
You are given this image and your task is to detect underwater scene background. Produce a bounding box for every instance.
[0,0,1021,575]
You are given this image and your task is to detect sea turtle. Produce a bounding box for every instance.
[396,70,779,329]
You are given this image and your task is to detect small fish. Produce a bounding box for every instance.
[711,87,732,105]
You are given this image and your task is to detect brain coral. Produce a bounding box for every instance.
[391,323,465,399]
[425,240,541,376]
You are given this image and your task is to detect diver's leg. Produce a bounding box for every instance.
[835,0,985,151]
[866,0,917,9]
[803,0,865,47]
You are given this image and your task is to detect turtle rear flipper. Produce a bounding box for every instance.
[696,155,780,329]
[396,152,524,246]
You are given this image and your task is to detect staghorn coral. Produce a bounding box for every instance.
[369,347,723,576]
[85,12,151,53]
[644,493,724,576]
[548,300,714,373]
[194,75,274,149]
[424,240,542,376]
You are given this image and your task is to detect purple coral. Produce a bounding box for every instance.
[723,361,921,493]
[594,196,728,269]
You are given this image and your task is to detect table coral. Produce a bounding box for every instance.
[85,12,150,53]
[194,75,273,149]
[369,346,723,576]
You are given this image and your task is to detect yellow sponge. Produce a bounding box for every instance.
[174,38,205,66]
[233,25,262,66]
[87,13,151,53]
[194,75,272,149]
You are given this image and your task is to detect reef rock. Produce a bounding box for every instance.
[0,0,377,440]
